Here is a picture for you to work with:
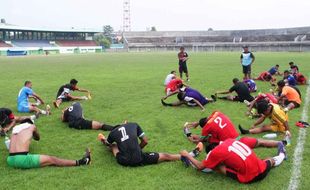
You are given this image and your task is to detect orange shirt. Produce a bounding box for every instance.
[282,86,302,104]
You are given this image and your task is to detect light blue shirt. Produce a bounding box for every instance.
[241,52,254,66]
[17,87,33,106]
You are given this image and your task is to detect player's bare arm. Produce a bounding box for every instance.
[251,115,266,129]
[139,136,148,149]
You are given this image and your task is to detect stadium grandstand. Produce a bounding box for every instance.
[123,26,310,52]
[0,21,102,56]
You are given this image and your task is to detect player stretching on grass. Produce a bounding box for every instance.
[277,80,302,111]
[5,119,91,169]
[17,81,50,115]
[180,138,286,184]
[178,47,190,81]
[0,107,39,136]
[54,79,91,108]
[98,122,182,167]
[61,102,115,131]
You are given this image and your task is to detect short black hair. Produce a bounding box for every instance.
[284,70,289,74]
[24,81,31,86]
[276,64,279,67]
[256,100,269,114]
[277,80,286,88]
[242,45,248,48]
[180,46,184,50]
[70,79,78,85]
[289,61,294,65]
[232,78,239,83]
[177,92,185,101]
[170,70,176,74]
[199,117,208,128]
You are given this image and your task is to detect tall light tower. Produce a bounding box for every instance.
[123,0,131,31]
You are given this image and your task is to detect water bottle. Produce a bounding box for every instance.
[4,136,10,150]
[263,133,277,139]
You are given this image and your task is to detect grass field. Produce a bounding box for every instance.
[0,52,309,190]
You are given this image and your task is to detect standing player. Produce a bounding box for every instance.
[240,46,255,80]
[164,71,177,86]
[61,102,115,131]
[215,78,254,103]
[180,138,286,184]
[178,47,189,81]
[17,81,50,115]
[98,122,181,167]
[6,119,91,169]
[0,107,38,136]
[53,79,91,108]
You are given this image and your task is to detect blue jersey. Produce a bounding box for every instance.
[17,87,33,106]
[243,79,257,92]
[286,75,297,86]
[268,67,278,75]
[240,52,254,66]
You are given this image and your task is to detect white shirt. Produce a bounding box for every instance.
[164,74,175,86]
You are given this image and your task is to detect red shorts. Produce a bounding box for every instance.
[239,137,257,149]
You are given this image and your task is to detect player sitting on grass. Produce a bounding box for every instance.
[289,61,299,75]
[215,78,254,103]
[53,79,91,108]
[277,80,302,111]
[98,122,181,167]
[183,111,286,153]
[164,71,177,86]
[283,70,297,86]
[0,107,39,136]
[161,87,216,111]
[243,79,257,93]
[239,100,292,139]
[61,102,115,131]
[180,138,287,184]
[294,73,307,85]
[17,81,50,115]
[245,93,278,118]
[5,119,91,169]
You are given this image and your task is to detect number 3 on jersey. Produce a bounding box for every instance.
[119,127,129,142]
[214,116,227,129]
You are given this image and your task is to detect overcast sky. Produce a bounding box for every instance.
[1,0,310,31]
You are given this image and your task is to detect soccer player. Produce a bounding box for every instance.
[61,102,115,131]
[180,138,286,184]
[268,64,281,76]
[178,47,190,81]
[245,93,278,117]
[0,107,38,136]
[164,71,177,86]
[215,78,254,103]
[162,78,184,99]
[183,111,284,153]
[243,79,257,93]
[289,61,299,74]
[161,87,215,111]
[277,80,302,111]
[283,70,297,86]
[5,119,91,169]
[17,81,50,115]
[295,73,307,85]
[98,122,181,167]
[239,100,291,138]
[240,45,255,80]
[53,79,91,108]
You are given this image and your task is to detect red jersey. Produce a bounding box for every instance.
[165,79,183,92]
[201,111,239,144]
[255,93,277,104]
[202,139,267,183]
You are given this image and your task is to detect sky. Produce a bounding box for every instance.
[1,0,310,31]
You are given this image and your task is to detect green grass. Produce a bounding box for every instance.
[0,52,309,190]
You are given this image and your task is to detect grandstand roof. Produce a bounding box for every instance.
[0,23,102,33]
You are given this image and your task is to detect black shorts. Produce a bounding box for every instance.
[233,95,254,102]
[68,118,92,130]
[242,65,251,74]
[116,152,159,167]
[226,160,272,183]
[179,63,188,73]
[57,97,72,102]
[284,100,300,108]
[205,143,219,153]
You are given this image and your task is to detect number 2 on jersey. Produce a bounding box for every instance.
[119,127,129,142]
[214,116,227,129]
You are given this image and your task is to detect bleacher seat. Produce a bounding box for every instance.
[12,40,54,47]
[56,40,97,47]
[0,40,12,47]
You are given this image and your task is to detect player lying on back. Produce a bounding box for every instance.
[17,81,50,115]
[180,138,287,184]
[53,79,91,108]
[61,102,115,131]
[0,107,39,136]
[183,111,286,153]
[5,119,91,169]
[161,87,216,111]
[215,78,254,103]
[98,122,181,167]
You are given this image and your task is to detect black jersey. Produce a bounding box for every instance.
[56,83,76,99]
[63,102,83,123]
[229,82,254,102]
[107,123,145,165]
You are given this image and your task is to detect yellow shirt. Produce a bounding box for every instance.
[269,103,288,126]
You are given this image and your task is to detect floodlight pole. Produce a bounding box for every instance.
[123,0,131,31]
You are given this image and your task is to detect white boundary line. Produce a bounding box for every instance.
[288,79,310,190]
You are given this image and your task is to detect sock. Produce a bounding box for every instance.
[238,125,249,134]
[101,124,114,131]
[40,110,47,115]
[273,153,285,166]
[76,160,79,166]
[284,107,289,112]
[30,115,36,120]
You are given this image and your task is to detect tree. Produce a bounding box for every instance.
[94,33,111,48]
[103,25,114,42]
[151,26,157,31]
